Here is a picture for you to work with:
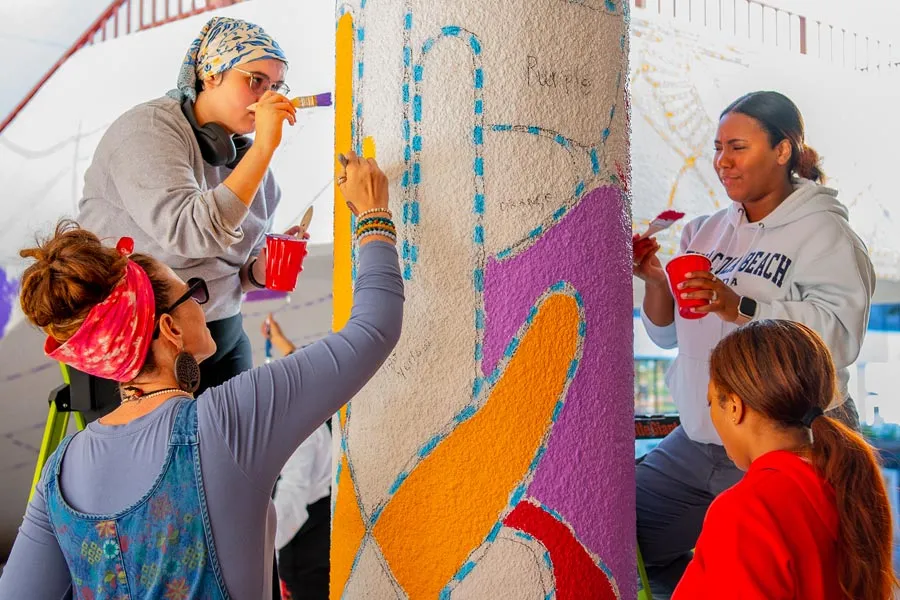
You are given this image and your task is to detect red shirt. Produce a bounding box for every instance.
[673,450,841,600]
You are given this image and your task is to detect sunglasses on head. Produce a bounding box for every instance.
[153,278,209,338]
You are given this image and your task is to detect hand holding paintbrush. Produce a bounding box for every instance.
[247,92,332,112]
[633,209,685,281]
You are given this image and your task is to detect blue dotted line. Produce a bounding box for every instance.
[400,23,490,407]
[400,24,484,292]
[399,9,414,281]
[489,71,624,263]
[446,529,557,600]
[350,12,366,283]
[402,25,485,287]
[486,125,587,262]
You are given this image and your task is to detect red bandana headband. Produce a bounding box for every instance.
[44,238,156,383]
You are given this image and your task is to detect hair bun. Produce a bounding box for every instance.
[18,220,128,342]
[796,143,824,183]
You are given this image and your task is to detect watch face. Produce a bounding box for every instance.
[739,296,758,318]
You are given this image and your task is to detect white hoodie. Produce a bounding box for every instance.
[642,180,876,444]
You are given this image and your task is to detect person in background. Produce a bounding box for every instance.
[632,90,875,598]
[262,313,331,600]
[0,150,399,600]
[77,16,301,394]
[264,312,302,359]
[673,320,897,599]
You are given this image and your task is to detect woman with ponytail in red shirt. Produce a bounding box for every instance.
[673,320,897,600]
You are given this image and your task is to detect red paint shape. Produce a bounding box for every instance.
[504,501,619,600]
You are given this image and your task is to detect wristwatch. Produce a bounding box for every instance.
[736,296,758,325]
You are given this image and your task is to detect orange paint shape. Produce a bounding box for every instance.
[331,454,366,598]
[372,293,581,598]
[333,12,355,333]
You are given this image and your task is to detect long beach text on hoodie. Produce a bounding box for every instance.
[642,180,876,444]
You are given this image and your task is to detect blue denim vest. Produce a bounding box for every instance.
[45,398,229,599]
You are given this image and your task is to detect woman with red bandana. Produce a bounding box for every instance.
[0,152,400,599]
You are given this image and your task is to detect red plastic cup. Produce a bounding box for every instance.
[265,234,308,292]
[665,254,712,320]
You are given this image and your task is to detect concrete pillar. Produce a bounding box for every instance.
[332,2,633,598]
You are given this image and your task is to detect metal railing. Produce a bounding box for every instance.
[0,0,246,135]
[633,0,898,74]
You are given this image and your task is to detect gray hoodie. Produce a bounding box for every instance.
[643,179,876,444]
[77,96,280,322]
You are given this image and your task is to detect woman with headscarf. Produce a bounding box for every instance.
[77,16,300,394]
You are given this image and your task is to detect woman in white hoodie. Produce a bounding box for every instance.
[633,90,875,599]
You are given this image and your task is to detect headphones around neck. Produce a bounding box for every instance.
[180,98,252,169]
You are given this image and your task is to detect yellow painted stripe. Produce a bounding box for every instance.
[333,12,355,334]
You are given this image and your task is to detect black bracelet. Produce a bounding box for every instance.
[247,259,265,289]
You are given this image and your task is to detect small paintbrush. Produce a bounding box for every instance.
[247,92,332,112]
[636,209,686,240]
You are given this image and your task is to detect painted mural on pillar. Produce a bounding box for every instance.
[331,1,633,599]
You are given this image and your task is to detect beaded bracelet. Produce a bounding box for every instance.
[358,208,392,219]
[355,217,394,234]
[356,226,397,241]
[356,229,397,243]
[356,216,394,227]
[355,215,396,234]
[356,219,397,232]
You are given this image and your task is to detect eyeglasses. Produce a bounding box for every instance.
[232,67,290,97]
[153,278,209,338]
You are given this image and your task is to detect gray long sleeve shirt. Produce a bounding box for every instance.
[77,96,280,322]
[0,242,403,599]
